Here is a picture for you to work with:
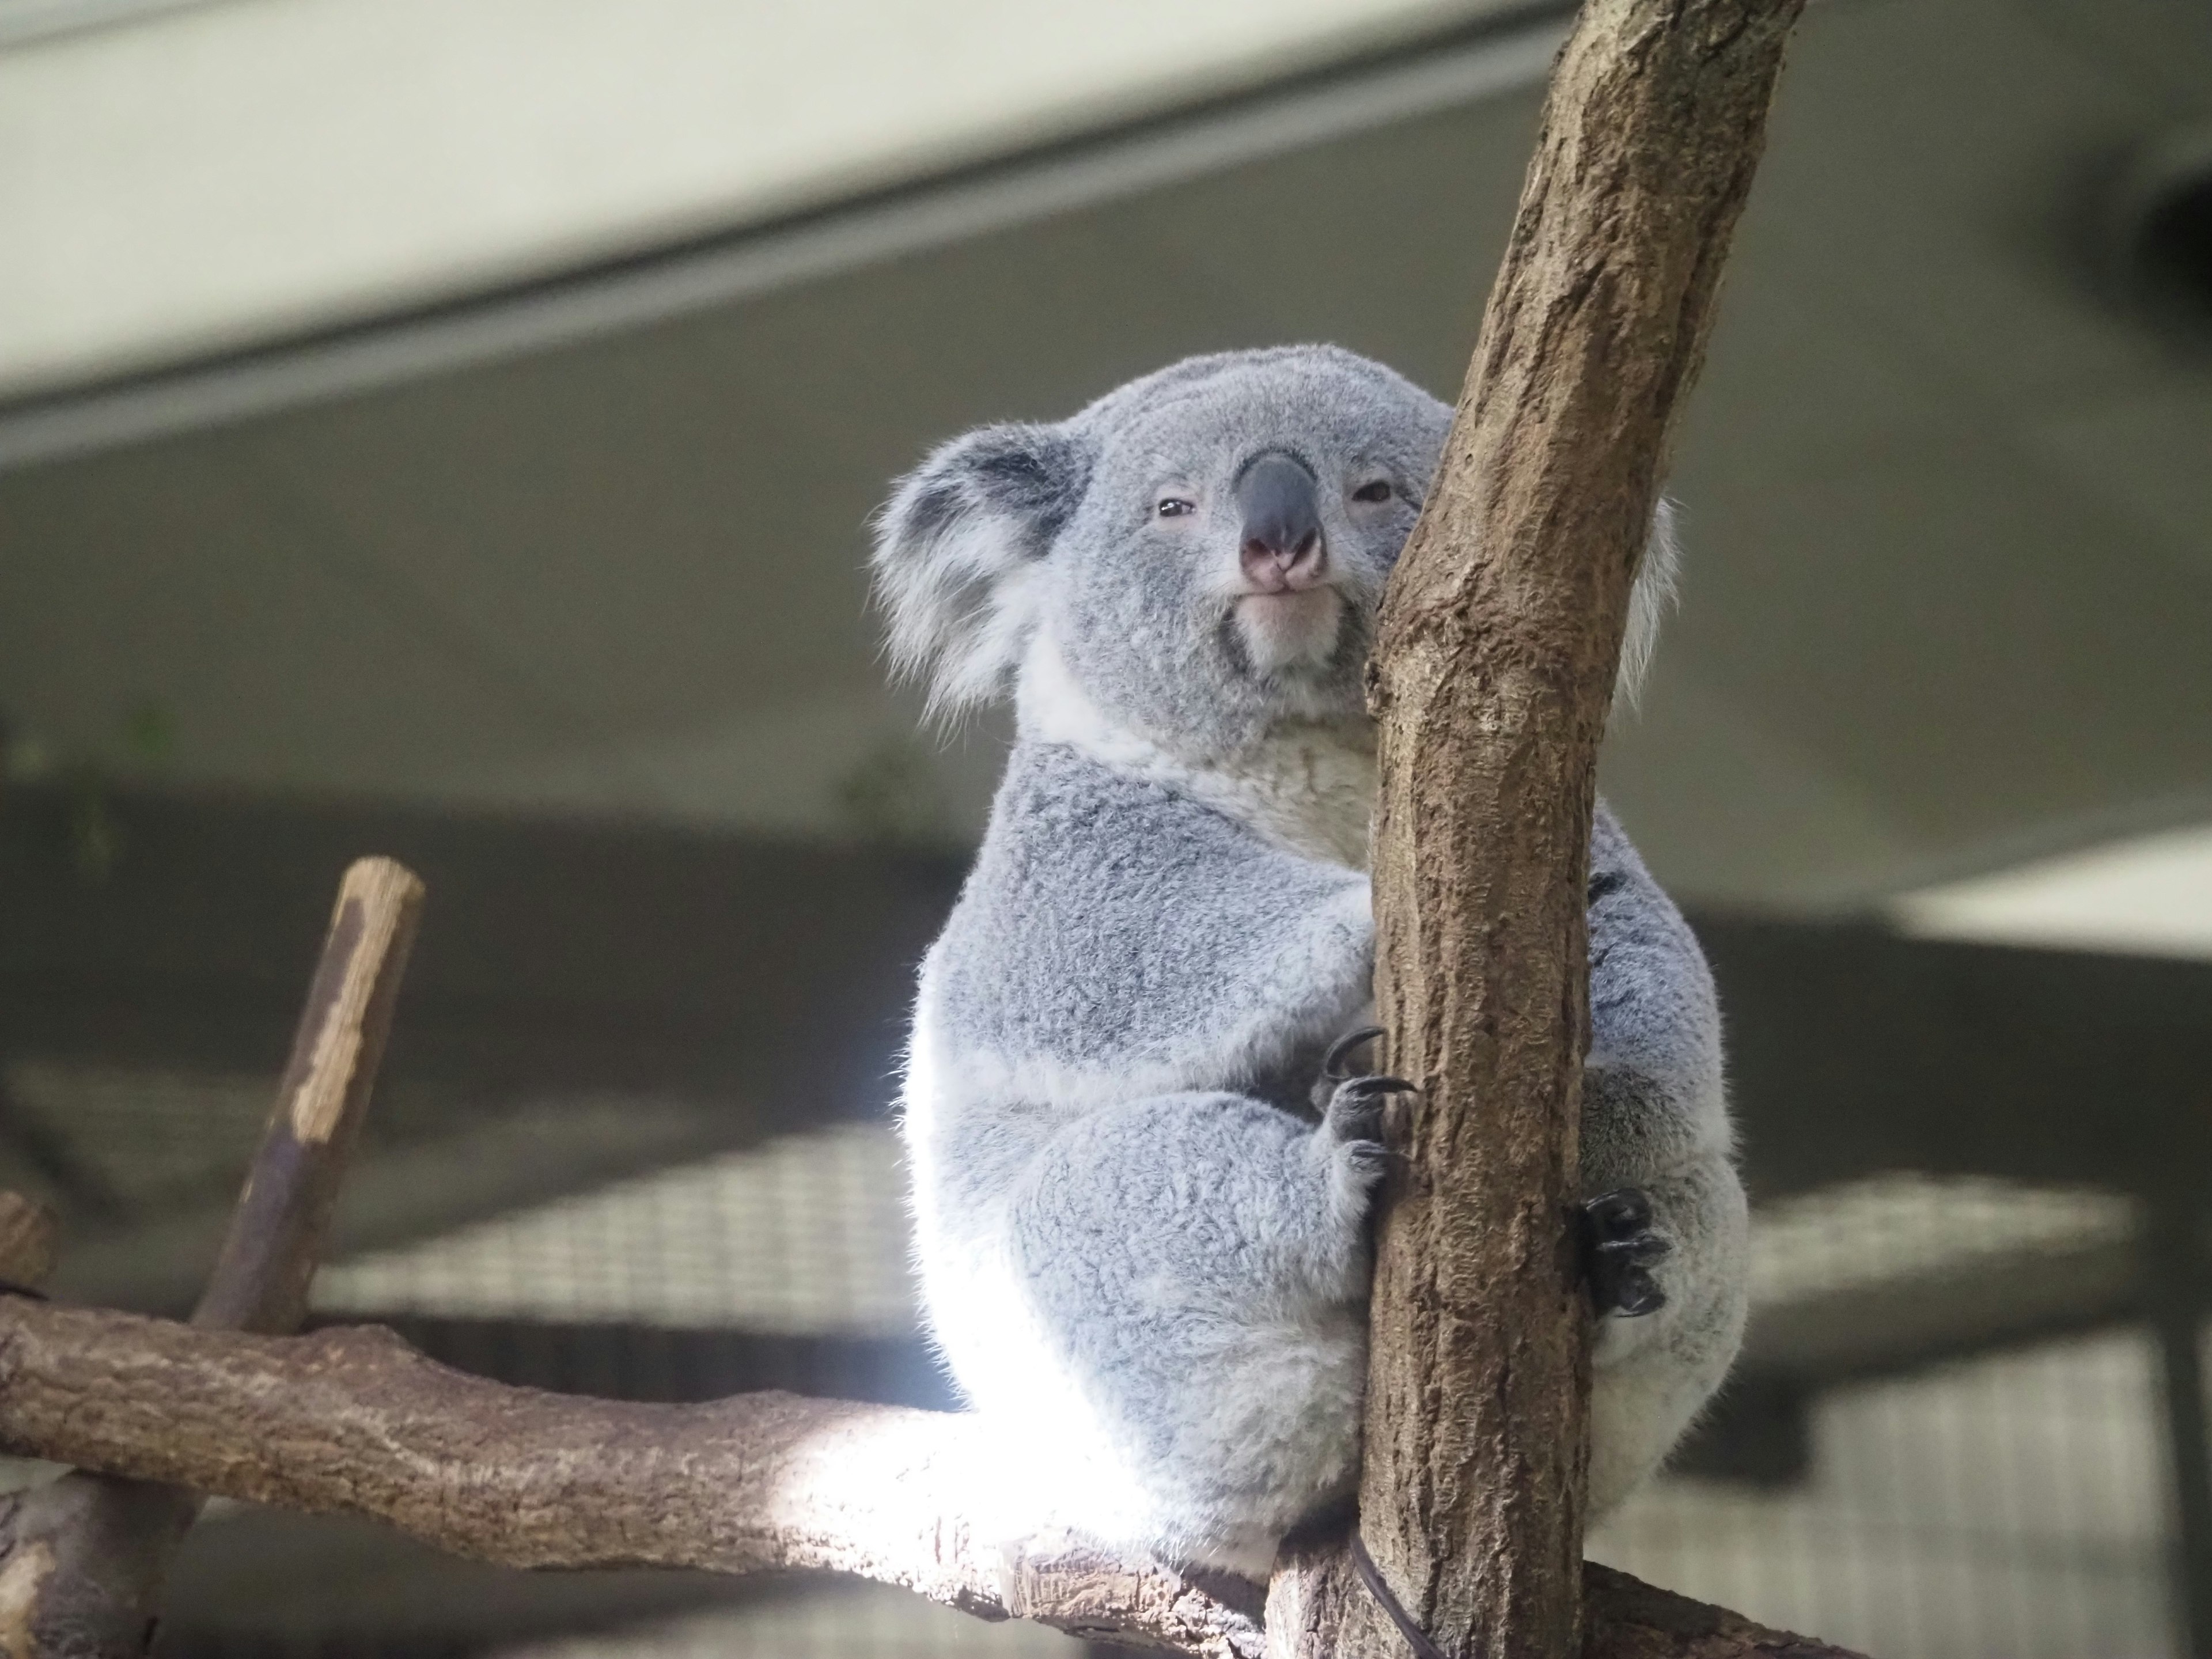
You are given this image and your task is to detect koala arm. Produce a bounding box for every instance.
[1581,801,1746,1336]
[1583,802,1729,1181]
[932,744,1374,1106]
[1578,802,1748,1503]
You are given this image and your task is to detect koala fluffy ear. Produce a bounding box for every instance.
[1617,497,1682,707]
[871,422,1090,717]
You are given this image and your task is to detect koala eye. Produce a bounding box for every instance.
[1156,497,1198,519]
[1351,479,1394,504]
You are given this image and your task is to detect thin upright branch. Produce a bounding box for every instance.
[195,856,426,1334]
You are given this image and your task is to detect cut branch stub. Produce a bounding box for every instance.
[196,856,426,1334]
[0,857,425,1659]
[1323,1,1806,1656]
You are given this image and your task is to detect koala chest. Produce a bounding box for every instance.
[1018,635,1377,870]
[1181,726,1377,869]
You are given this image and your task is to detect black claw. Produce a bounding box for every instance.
[1337,1074,1417,1102]
[1578,1187,1670,1318]
[1592,1232,1672,1267]
[1324,1074,1416,1147]
[1584,1186,1652,1233]
[1608,1268,1666,1318]
[1323,1025,1388,1081]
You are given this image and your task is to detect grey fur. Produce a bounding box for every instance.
[872,345,1746,1577]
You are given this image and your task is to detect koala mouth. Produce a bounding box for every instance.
[1230,587,1346,677]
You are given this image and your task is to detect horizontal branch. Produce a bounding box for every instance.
[0,1302,1263,1656]
[0,1303,1863,1658]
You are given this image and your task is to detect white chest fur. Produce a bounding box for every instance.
[1017,635,1376,869]
[1169,723,1375,868]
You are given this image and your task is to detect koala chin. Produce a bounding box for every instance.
[870,344,1748,1579]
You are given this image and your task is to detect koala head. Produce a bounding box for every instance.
[872,344,1676,757]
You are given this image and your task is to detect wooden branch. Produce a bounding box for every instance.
[1583,1565,1873,1659]
[192,857,425,1334]
[1296,0,1804,1653]
[0,1301,1863,1659]
[0,859,424,1659]
[0,1304,1267,1659]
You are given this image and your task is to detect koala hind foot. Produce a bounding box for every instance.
[1580,1188,1671,1317]
[1313,1025,1412,1175]
[1323,1072,1415,1154]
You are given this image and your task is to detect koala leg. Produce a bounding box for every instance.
[995,1089,1384,1573]
[1581,1139,1749,1514]
[1581,1187,1673,1316]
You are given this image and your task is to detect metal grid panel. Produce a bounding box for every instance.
[1749,1173,2139,1305]
[494,1581,1086,1659]
[315,1124,2144,1340]
[314,1122,915,1335]
[3,1059,268,1210]
[1593,1329,2180,1658]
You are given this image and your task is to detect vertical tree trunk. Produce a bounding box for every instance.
[1271,1,1802,1653]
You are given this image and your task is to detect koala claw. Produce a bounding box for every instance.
[1323,1025,1388,1081]
[1580,1187,1671,1318]
[1323,1073,1416,1147]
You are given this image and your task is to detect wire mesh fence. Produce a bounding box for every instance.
[497,1582,1087,1659]
[1592,1330,2182,1658]
[314,1120,915,1336]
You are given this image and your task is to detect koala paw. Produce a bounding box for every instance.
[1322,1073,1415,1180]
[1579,1188,1671,1317]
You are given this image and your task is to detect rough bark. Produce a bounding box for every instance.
[192,857,426,1336]
[0,1302,1863,1658]
[1291,0,1804,1654]
[1582,1566,1871,1659]
[0,1305,1267,1658]
[0,859,423,1659]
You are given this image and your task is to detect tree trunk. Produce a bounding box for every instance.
[1277,0,1803,1653]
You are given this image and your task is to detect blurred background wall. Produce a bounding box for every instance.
[3,0,2211,1653]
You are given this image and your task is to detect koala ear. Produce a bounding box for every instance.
[1616,496,1682,707]
[871,422,1090,717]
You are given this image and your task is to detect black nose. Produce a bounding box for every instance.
[1234,453,1325,590]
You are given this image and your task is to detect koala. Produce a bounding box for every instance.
[871,344,1748,1579]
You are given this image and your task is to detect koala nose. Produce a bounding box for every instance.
[1236,453,1325,592]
